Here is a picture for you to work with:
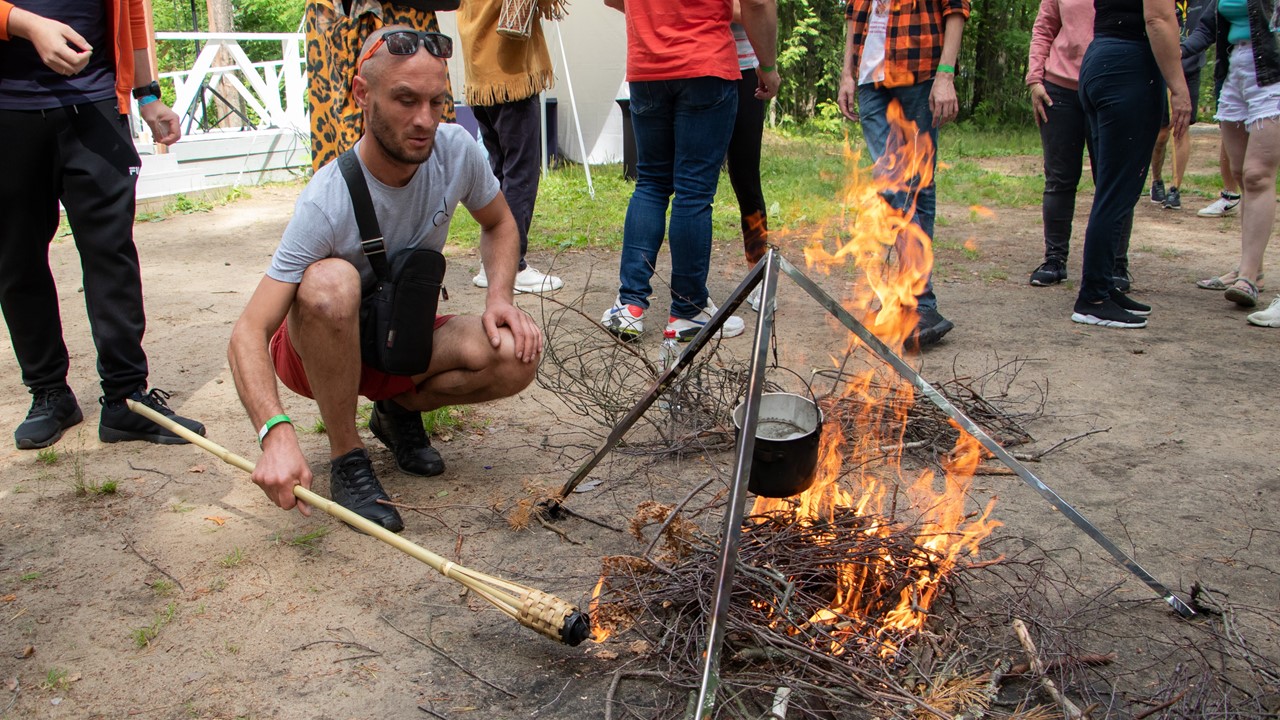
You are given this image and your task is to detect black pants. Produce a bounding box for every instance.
[727,70,768,265]
[0,99,148,400]
[473,96,541,270]
[1038,80,1132,268]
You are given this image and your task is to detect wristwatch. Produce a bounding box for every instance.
[132,80,162,106]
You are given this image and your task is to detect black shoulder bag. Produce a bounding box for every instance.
[337,149,447,377]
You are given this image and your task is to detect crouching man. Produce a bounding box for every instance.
[228,26,542,532]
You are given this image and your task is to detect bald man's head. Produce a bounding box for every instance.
[351,26,451,171]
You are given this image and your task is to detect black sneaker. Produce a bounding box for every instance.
[369,399,445,477]
[907,307,955,350]
[1109,289,1151,316]
[1071,298,1147,328]
[330,448,404,533]
[99,388,205,444]
[1150,179,1166,203]
[15,386,83,450]
[1162,186,1181,210]
[1029,260,1067,287]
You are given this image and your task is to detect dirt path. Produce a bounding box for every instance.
[0,133,1276,718]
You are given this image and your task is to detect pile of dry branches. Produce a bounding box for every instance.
[592,513,1280,720]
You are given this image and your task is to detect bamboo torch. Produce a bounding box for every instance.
[127,400,592,646]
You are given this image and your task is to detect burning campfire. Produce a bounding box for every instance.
[585,104,1014,716]
[541,104,1278,720]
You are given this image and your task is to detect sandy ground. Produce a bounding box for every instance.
[0,130,1277,719]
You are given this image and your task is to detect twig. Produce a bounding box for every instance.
[2,678,17,715]
[535,514,583,545]
[121,533,185,592]
[1027,428,1110,460]
[418,705,451,719]
[604,669,667,720]
[335,653,381,663]
[381,615,516,698]
[642,476,717,558]
[292,639,380,654]
[1012,619,1084,720]
[1132,688,1188,720]
[553,505,625,533]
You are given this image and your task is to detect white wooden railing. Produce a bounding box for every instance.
[137,32,307,141]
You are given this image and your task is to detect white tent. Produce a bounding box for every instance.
[435,5,629,168]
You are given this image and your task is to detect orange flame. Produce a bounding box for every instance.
[757,102,1000,656]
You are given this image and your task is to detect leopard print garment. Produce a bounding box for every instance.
[305,0,457,172]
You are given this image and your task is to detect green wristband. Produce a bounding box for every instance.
[258,414,292,446]
[759,64,776,73]
[936,63,956,74]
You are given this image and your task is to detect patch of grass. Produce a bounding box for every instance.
[1159,247,1185,260]
[136,186,257,223]
[40,667,71,691]
[422,406,468,434]
[74,477,118,497]
[21,572,41,582]
[35,447,59,465]
[150,579,175,597]
[220,547,245,568]
[132,602,178,648]
[275,526,330,551]
[170,501,195,513]
[307,419,326,434]
[982,269,1010,282]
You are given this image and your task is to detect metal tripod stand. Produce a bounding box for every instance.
[551,247,1195,718]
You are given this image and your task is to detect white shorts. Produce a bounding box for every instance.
[1215,42,1280,128]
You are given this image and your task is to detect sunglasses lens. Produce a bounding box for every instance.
[425,34,453,59]
[384,31,420,55]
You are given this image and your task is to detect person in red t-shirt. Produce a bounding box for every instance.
[599,0,779,343]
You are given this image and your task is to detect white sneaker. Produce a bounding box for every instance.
[745,285,777,314]
[601,297,645,340]
[1247,296,1280,327]
[1198,193,1241,217]
[472,266,565,293]
[514,265,564,294]
[667,300,745,341]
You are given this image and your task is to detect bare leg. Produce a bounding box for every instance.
[1237,119,1280,283]
[1151,126,1170,183]
[1220,134,1240,194]
[1172,128,1191,189]
[289,259,364,459]
[395,316,536,412]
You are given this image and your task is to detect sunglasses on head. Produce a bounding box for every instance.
[358,30,453,73]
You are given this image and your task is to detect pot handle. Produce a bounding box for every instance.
[758,363,823,422]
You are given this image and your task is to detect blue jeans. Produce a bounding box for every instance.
[857,81,938,313]
[1078,36,1162,303]
[618,77,737,320]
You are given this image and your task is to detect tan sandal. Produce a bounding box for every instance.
[1196,270,1265,291]
[1225,276,1261,307]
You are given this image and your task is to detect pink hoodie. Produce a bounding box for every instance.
[1025,0,1095,91]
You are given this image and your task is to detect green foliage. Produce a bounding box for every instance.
[775,0,848,126]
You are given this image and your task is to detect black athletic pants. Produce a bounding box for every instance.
[473,96,541,270]
[727,69,768,265]
[0,99,149,401]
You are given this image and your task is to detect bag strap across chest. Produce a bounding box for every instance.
[337,148,392,280]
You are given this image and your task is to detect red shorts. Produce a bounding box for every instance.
[269,315,453,402]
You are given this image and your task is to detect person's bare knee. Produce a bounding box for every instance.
[295,259,361,326]
[489,328,538,398]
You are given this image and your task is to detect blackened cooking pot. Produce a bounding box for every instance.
[732,392,823,498]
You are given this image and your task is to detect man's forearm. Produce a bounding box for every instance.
[228,324,290,433]
[938,13,965,70]
[132,48,155,86]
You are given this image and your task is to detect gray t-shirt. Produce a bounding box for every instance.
[268,123,500,289]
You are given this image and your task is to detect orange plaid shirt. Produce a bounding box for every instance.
[845,0,970,88]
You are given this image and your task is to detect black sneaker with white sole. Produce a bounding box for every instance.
[1029,260,1067,286]
[1071,298,1147,328]
[1109,289,1151,316]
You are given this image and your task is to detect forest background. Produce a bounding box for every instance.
[153,0,1219,137]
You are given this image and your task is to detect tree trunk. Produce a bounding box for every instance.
[205,0,244,130]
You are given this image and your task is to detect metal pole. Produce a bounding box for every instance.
[693,250,780,719]
[776,255,1196,619]
[553,21,594,199]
